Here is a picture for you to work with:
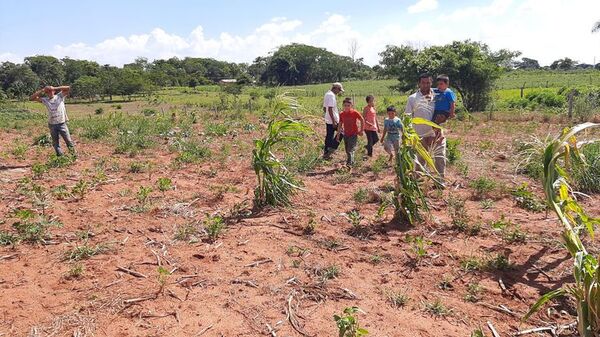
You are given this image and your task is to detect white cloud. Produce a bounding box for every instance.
[2,3,600,68]
[407,0,439,14]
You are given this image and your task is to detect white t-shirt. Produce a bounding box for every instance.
[41,92,68,125]
[405,89,435,137]
[323,90,339,124]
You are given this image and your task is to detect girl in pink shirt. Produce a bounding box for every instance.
[363,95,380,157]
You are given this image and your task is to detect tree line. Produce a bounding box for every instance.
[0,41,596,111]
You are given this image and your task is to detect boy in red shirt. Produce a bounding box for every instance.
[336,97,364,168]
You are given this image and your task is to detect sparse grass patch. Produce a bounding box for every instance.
[173,222,199,242]
[464,282,483,302]
[316,264,340,282]
[511,183,545,212]
[385,289,410,309]
[469,177,498,200]
[64,243,109,261]
[0,231,19,245]
[423,298,453,317]
[66,263,85,279]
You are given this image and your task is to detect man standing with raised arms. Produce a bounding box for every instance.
[30,85,76,157]
[323,82,344,159]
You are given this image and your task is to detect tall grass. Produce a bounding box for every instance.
[524,123,600,337]
[252,94,312,208]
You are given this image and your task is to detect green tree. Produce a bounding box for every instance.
[99,65,120,101]
[261,43,355,85]
[116,68,150,99]
[24,55,65,86]
[72,75,101,101]
[516,57,541,70]
[0,62,40,99]
[62,58,100,84]
[550,58,577,70]
[379,40,519,112]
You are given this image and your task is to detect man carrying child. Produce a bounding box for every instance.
[405,73,455,180]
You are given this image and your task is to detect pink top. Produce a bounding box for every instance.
[363,106,378,132]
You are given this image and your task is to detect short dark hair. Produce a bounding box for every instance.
[386,105,396,112]
[366,95,374,103]
[418,73,432,82]
[343,97,353,105]
[436,74,450,84]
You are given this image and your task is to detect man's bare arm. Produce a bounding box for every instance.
[55,85,70,97]
[30,88,44,102]
[328,107,336,125]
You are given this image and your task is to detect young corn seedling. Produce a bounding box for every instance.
[71,180,89,200]
[252,93,311,208]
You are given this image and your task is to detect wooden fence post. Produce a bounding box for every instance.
[520,82,526,98]
[567,90,574,119]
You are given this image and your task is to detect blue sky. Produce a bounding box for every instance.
[1,0,599,66]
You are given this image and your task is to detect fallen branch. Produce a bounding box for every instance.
[487,321,501,337]
[231,279,258,288]
[0,253,18,261]
[478,302,518,317]
[123,295,156,305]
[286,292,312,337]
[244,258,272,267]
[515,326,556,336]
[194,324,213,336]
[117,266,147,278]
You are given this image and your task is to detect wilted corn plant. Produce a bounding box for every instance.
[393,115,441,224]
[524,122,600,337]
[252,94,311,208]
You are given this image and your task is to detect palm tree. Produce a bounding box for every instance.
[593,20,600,33]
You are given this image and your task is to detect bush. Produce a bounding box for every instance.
[95,107,104,114]
[572,143,600,194]
[446,139,461,164]
[525,90,565,108]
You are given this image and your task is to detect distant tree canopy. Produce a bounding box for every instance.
[550,58,578,70]
[379,40,520,112]
[0,41,591,103]
[515,57,541,70]
[257,43,375,85]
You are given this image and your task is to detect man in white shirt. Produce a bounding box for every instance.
[323,82,344,159]
[405,74,447,179]
[30,85,76,157]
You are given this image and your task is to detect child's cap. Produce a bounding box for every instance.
[386,105,396,112]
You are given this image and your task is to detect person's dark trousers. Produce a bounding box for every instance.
[324,123,341,157]
[49,122,75,156]
[365,130,379,157]
[344,135,358,166]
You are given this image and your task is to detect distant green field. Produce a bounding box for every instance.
[495,69,600,89]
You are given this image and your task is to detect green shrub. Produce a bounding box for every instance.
[525,90,565,108]
[33,134,51,146]
[469,177,497,200]
[446,139,461,164]
[204,122,228,136]
[511,183,546,212]
[173,138,211,164]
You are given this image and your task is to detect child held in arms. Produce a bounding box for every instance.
[431,74,456,126]
[336,97,364,169]
[380,106,403,162]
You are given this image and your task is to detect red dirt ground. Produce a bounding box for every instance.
[0,107,598,337]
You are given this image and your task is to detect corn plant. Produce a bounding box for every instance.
[252,94,311,208]
[393,116,442,225]
[524,122,600,337]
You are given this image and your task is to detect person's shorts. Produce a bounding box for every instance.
[432,110,450,123]
[383,138,400,154]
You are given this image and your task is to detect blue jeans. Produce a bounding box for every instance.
[48,123,75,156]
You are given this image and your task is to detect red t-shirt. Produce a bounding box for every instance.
[339,109,362,136]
